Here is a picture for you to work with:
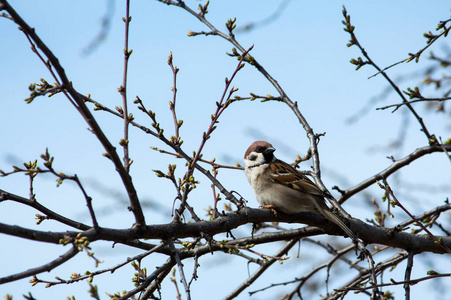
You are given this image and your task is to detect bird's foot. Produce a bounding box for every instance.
[260,205,278,216]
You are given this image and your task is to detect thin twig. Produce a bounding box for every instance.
[224,239,299,300]
[438,136,451,163]
[168,52,181,140]
[2,149,101,229]
[171,46,252,220]
[329,252,409,299]
[289,243,358,299]
[150,146,242,170]
[73,174,99,229]
[337,144,451,205]
[247,242,357,299]
[156,0,350,220]
[376,97,451,111]
[168,238,191,300]
[31,242,166,287]
[0,246,79,284]
[1,0,146,227]
[170,268,182,300]
[342,6,435,144]
[117,257,176,300]
[368,17,451,78]
[126,95,244,208]
[188,254,199,288]
[377,180,451,254]
[404,252,414,300]
[303,238,364,271]
[0,188,91,230]
[211,166,219,219]
[342,272,451,292]
[139,259,176,300]
[120,0,132,173]
[363,248,380,299]
[20,33,78,109]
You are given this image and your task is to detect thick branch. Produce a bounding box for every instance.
[1,205,451,255]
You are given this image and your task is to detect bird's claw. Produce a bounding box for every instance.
[260,205,278,216]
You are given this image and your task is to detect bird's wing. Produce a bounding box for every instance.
[268,160,325,197]
[269,160,357,240]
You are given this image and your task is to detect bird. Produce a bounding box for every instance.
[244,140,356,240]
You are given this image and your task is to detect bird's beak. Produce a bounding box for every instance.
[265,147,275,155]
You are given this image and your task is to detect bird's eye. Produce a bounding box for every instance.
[256,146,264,152]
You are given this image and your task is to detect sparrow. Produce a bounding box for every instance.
[244,140,356,239]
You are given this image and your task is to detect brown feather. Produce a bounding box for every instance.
[269,160,325,198]
[269,160,356,239]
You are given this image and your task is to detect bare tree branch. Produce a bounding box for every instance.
[83,93,245,209]
[404,252,414,300]
[337,144,451,204]
[1,1,450,299]
[0,0,146,227]
[224,239,299,300]
[120,0,132,173]
[0,188,91,230]
[1,203,451,257]
[168,238,191,300]
[368,17,451,78]
[376,97,451,111]
[328,252,409,300]
[119,257,176,300]
[0,246,79,284]
[343,6,437,144]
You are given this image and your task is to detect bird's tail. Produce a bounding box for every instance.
[322,209,357,241]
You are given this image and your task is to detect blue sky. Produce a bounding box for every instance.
[1,1,450,299]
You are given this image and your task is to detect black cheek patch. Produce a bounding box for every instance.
[263,152,274,162]
[248,154,257,161]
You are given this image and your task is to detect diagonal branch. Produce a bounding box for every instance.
[118,257,176,300]
[0,0,146,227]
[337,144,451,204]
[285,243,357,299]
[82,92,245,208]
[224,238,299,300]
[378,180,451,254]
[368,17,451,78]
[342,6,435,144]
[0,188,91,230]
[168,238,191,300]
[0,246,79,284]
[328,252,409,299]
[376,97,451,111]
